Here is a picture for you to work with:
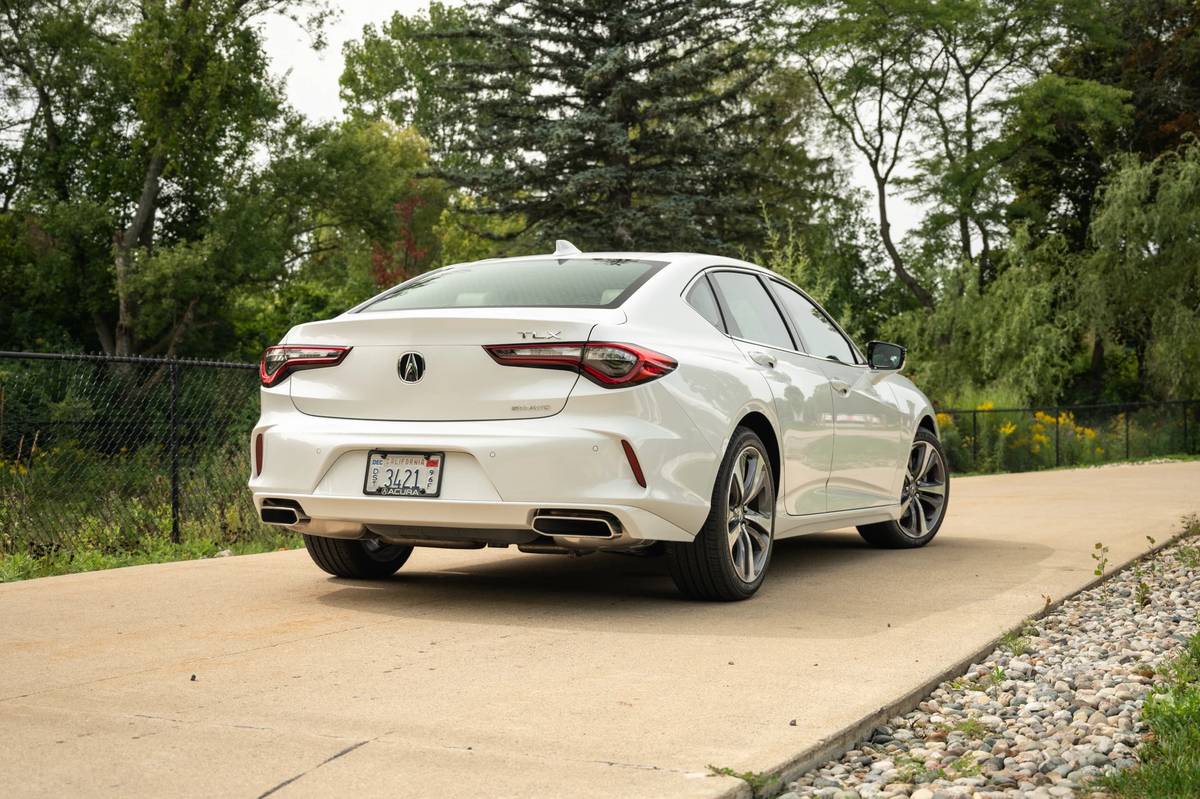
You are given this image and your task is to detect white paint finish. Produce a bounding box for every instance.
[820,358,907,511]
[253,250,936,556]
[732,339,836,516]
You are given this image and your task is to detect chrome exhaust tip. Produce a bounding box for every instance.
[531,510,620,538]
[260,499,307,527]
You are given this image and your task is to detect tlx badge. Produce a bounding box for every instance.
[516,331,562,340]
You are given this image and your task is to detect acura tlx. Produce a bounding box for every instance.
[249,242,948,600]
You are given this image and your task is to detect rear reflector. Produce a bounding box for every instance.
[484,342,676,387]
[260,345,351,387]
[621,439,647,487]
[254,432,264,476]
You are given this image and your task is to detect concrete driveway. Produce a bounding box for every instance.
[2,461,1198,799]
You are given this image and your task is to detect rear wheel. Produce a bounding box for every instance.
[302,535,413,579]
[857,428,949,548]
[667,427,775,601]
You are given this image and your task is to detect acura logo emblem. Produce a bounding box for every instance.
[398,352,425,383]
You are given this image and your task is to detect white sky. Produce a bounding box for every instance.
[260,0,922,237]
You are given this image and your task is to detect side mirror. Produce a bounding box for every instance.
[866,341,906,371]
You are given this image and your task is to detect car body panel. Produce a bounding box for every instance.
[250,250,938,553]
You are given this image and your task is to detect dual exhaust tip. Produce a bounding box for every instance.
[259,501,619,540]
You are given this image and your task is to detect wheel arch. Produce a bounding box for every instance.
[917,413,938,439]
[735,410,781,492]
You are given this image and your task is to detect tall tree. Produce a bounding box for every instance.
[347,0,812,254]
[791,0,938,308]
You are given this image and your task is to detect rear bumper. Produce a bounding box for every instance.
[248,386,716,543]
[253,492,694,543]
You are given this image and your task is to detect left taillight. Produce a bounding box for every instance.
[259,345,351,387]
[483,341,677,387]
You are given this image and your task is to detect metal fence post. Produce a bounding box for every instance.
[1124,408,1131,461]
[1054,406,1060,467]
[169,360,181,544]
[972,410,979,469]
[1180,400,1190,451]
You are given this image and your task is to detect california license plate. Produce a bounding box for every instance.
[363,451,444,497]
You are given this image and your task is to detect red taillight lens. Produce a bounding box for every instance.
[259,345,351,387]
[483,342,677,387]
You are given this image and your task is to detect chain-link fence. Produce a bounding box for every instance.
[3,349,1199,560]
[937,401,1200,474]
[0,351,273,559]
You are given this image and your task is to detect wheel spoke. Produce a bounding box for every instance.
[730,460,745,506]
[744,508,772,535]
[917,480,945,497]
[915,442,935,481]
[740,530,756,580]
[743,453,766,505]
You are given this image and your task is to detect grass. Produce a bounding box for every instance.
[1099,633,1200,798]
[0,531,301,582]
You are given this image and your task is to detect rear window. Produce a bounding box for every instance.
[359,257,666,312]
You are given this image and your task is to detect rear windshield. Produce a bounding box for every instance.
[358,257,666,312]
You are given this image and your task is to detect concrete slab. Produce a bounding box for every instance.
[1,462,1198,798]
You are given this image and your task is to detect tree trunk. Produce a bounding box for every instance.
[114,149,166,356]
[875,176,934,308]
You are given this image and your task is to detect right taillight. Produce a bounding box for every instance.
[259,345,351,387]
[483,341,676,387]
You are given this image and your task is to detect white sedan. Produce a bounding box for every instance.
[249,243,949,600]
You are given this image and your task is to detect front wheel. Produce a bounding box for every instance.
[666,427,776,601]
[303,534,413,579]
[858,428,949,548]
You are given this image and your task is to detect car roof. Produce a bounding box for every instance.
[464,250,769,274]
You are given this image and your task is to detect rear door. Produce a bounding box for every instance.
[767,280,903,511]
[706,270,835,516]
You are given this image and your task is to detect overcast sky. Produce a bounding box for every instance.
[260,0,921,239]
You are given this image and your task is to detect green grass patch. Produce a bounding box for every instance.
[0,531,300,582]
[1100,633,1200,798]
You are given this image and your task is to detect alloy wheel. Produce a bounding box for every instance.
[726,445,773,583]
[898,440,947,538]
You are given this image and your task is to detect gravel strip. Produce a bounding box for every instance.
[781,531,1200,799]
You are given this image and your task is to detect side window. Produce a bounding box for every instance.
[685,277,725,331]
[772,282,857,363]
[708,271,794,350]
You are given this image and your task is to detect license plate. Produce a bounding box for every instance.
[363,451,444,497]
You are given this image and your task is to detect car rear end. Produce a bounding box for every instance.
[248,255,717,555]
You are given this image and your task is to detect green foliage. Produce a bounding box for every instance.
[1086,138,1200,400]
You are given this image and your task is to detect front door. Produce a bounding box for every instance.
[767,280,904,511]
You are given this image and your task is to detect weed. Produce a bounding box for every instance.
[1093,541,1110,576]
[707,765,774,796]
[1001,625,1035,657]
[948,753,982,777]
[952,718,987,738]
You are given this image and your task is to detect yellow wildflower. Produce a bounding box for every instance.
[999,421,1017,435]
[935,412,953,429]
[977,401,995,411]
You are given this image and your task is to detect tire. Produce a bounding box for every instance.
[666,427,776,601]
[302,534,413,579]
[857,428,950,549]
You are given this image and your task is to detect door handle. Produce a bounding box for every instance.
[830,379,851,396]
[748,351,776,369]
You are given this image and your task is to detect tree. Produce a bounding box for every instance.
[340,2,489,164]
[1086,138,1200,399]
[791,0,939,307]
[346,0,817,254]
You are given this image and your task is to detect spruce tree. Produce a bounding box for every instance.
[437,0,780,253]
